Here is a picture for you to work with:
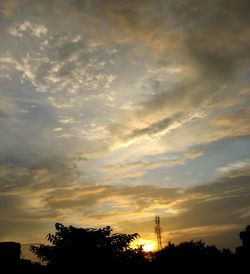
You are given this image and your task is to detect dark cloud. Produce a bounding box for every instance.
[0,190,59,242]
[127,112,185,140]
[170,0,250,81]
[107,0,250,144]
[44,184,181,211]
[174,177,250,228]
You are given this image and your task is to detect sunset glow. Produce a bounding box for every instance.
[143,244,154,253]
[131,239,157,253]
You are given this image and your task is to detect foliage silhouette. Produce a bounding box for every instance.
[236,225,250,257]
[152,240,238,272]
[30,223,146,272]
[153,239,225,263]
[23,223,250,272]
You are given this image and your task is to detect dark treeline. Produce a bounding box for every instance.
[1,224,250,273]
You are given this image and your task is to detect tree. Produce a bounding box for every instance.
[157,240,223,259]
[30,223,142,271]
[236,225,250,257]
[152,240,233,272]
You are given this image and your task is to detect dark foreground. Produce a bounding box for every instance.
[1,223,250,273]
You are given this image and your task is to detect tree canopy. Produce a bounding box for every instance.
[236,225,250,257]
[30,223,144,272]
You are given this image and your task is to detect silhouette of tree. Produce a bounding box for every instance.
[236,225,250,257]
[155,240,222,259]
[30,223,143,272]
[9,224,250,273]
[152,239,238,272]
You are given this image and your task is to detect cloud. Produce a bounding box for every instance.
[117,175,250,249]
[59,116,77,124]
[42,160,250,231]
[0,159,79,242]
[204,108,250,143]
[103,0,250,150]
[8,20,48,38]
[103,158,185,180]
[1,0,249,156]
[217,159,250,178]
[1,157,250,248]
[0,0,19,17]
[0,24,119,153]
[1,33,116,98]
[0,162,77,194]
[0,97,19,122]
[44,183,181,211]
[211,108,250,128]
[240,87,250,95]
[184,148,204,159]
[52,127,63,132]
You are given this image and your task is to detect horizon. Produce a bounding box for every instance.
[7,222,250,263]
[0,0,250,252]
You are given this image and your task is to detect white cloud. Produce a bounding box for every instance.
[8,20,48,38]
[59,117,76,124]
[68,126,110,141]
[48,96,79,109]
[1,34,117,99]
[217,159,250,178]
[52,127,63,132]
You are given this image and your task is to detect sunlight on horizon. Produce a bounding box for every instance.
[143,244,154,252]
[131,239,157,252]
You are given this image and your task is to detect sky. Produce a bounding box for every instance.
[0,0,250,251]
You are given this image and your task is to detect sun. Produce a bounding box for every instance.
[130,238,157,252]
[143,244,154,252]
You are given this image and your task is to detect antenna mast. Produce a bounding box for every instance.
[154,215,162,251]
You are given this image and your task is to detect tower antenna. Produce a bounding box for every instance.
[154,215,162,251]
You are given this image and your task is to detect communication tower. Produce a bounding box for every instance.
[154,215,162,251]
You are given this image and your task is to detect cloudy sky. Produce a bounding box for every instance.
[0,0,250,251]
